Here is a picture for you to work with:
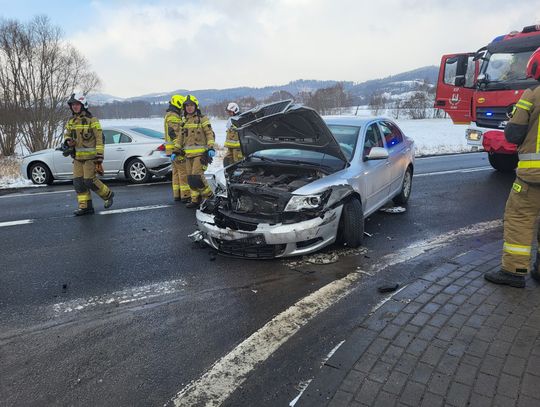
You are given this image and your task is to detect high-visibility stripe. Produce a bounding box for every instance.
[503,242,531,256]
[518,153,540,160]
[180,185,190,191]
[77,192,91,202]
[172,185,180,191]
[91,122,102,129]
[96,146,104,154]
[516,101,532,111]
[183,124,202,129]
[517,99,533,107]
[185,148,206,154]
[517,160,540,168]
[167,117,183,123]
[225,141,241,148]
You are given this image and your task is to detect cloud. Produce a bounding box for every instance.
[69,0,540,97]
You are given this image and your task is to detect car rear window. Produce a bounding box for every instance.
[130,127,164,139]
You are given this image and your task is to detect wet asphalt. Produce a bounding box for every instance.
[0,152,515,406]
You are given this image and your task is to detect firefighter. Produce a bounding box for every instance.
[175,94,215,208]
[485,48,540,288]
[224,102,243,166]
[164,94,190,202]
[64,93,114,216]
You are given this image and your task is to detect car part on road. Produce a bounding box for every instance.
[377,283,400,293]
[29,162,54,185]
[126,158,151,184]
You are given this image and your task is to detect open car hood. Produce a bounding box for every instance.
[231,100,348,163]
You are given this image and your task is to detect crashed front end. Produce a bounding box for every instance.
[196,163,354,258]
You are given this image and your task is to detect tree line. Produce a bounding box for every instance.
[0,16,99,156]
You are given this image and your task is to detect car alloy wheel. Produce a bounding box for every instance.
[127,158,151,184]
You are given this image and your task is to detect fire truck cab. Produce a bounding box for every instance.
[435,25,540,171]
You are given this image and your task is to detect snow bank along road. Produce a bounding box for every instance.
[0,152,515,406]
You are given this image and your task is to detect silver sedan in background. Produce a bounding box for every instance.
[21,126,171,185]
[197,100,415,258]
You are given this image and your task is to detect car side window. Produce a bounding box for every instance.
[120,134,132,143]
[103,130,122,145]
[364,123,384,156]
[379,121,403,147]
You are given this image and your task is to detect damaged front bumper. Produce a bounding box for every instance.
[195,206,343,258]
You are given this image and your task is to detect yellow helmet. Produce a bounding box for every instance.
[170,94,186,110]
[184,94,199,108]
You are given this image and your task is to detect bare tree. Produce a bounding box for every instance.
[0,16,100,154]
[402,92,429,119]
[369,92,388,116]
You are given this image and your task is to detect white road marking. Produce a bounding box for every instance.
[0,190,72,199]
[414,166,492,177]
[289,380,313,407]
[370,284,409,314]
[127,181,170,187]
[99,204,170,215]
[168,218,503,407]
[0,219,34,228]
[416,152,484,160]
[52,279,187,316]
[323,340,346,363]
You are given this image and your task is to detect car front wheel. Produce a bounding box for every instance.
[337,198,364,248]
[126,158,151,184]
[29,162,54,185]
[393,166,413,205]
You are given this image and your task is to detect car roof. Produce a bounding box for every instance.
[322,115,390,127]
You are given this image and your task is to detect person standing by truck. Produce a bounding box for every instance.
[485,48,540,288]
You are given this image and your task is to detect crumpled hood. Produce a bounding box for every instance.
[231,100,348,163]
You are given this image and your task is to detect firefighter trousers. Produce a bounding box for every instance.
[72,159,112,209]
[171,157,189,199]
[224,148,243,166]
[502,178,540,275]
[185,155,213,203]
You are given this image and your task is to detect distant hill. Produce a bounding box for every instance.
[88,65,439,106]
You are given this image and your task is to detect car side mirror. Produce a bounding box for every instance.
[365,147,389,160]
[55,146,63,151]
[454,75,466,87]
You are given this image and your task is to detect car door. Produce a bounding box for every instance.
[103,130,129,175]
[52,145,74,178]
[379,120,410,195]
[360,122,392,213]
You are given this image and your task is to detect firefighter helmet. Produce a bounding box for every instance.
[184,94,199,108]
[67,92,89,109]
[526,48,540,80]
[226,102,240,114]
[170,94,186,110]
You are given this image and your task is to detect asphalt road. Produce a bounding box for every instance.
[0,152,515,407]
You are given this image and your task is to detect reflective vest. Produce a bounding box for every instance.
[224,118,241,149]
[63,111,103,161]
[164,110,183,156]
[176,113,215,158]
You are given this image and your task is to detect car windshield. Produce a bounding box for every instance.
[326,125,360,161]
[130,127,164,139]
[251,149,345,171]
[483,51,533,82]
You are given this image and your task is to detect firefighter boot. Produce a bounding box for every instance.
[104,191,114,209]
[74,201,95,216]
[185,200,200,209]
[484,269,525,288]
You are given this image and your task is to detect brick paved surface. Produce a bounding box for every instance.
[298,241,540,407]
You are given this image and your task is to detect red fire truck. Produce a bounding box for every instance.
[435,25,540,171]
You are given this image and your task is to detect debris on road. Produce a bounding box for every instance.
[284,247,368,269]
[377,283,400,293]
[379,206,407,214]
[188,230,204,242]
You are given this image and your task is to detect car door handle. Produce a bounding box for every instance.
[115,148,125,151]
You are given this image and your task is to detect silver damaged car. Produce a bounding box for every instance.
[196,100,415,258]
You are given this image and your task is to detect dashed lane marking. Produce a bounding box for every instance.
[414,166,492,177]
[99,204,171,215]
[168,219,503,407]
[0,219,34,228]
[52,279,187,316]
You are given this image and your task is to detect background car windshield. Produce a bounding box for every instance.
[130,127,164,138]
[326,125,360,160]
[484,51,533,82]
[252,149,345,171]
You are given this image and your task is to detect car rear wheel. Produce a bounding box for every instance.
[488,152,517,172]
[337,198,364,248]
[393,166,413,205]
[126,158,151,184]
[29,162,54,185]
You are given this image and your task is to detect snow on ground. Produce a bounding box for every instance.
[0,115,473,189]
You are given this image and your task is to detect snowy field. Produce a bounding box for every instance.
[1,115,472,189]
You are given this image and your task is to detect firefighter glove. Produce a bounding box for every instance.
[95,162,104,176]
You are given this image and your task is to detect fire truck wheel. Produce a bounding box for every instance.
[488,153,518,172]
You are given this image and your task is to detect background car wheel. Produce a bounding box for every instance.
[393,166,413,205]
[126,158,151,184]
[488,152,517,172]
[29,162,54,185]
[337,198,364,248]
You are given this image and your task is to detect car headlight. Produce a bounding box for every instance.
[466,129,483,141]
[284,194,324,212]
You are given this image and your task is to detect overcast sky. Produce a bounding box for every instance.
[1,0,539,98]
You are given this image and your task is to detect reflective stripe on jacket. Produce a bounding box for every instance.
[63,112,103,161]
